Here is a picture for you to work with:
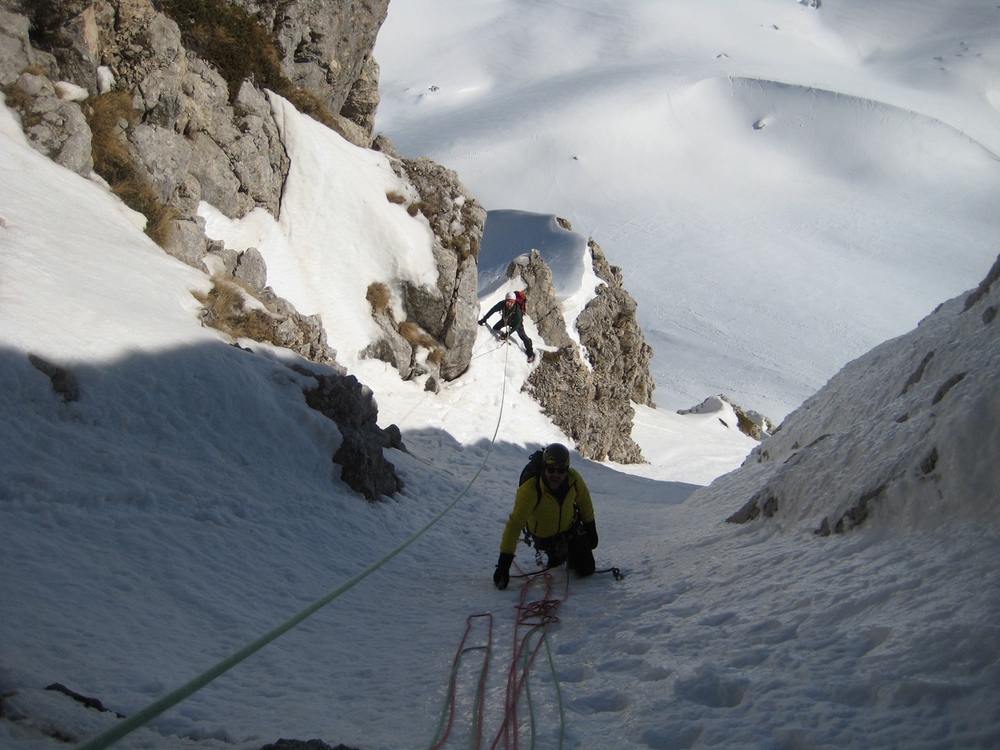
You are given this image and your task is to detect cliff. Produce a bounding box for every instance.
[1,0,659,470]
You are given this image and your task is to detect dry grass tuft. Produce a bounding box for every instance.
[286,87,338,129]
[1,80,42,128]
[385,190,407,205]
[84,90,179,249]
[398,320,438,350]
[193,278,278,344]
[145,203,181,248]
[87,90,136,182]
[366,282,392,314]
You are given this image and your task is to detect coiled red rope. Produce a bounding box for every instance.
[429,563,570,750]
[490,565,568,750]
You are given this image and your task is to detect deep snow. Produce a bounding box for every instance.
[2,1,1000,749]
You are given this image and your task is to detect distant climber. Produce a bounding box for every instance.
[479,291,535,363]
[493,443,599,590]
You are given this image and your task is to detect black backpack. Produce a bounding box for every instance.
[518,449,545,490]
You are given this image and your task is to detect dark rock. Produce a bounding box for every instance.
[28,354,78,402]
[259,740,360,750]
[303,370,402,502]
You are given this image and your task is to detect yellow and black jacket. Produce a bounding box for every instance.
[500,467,595,555]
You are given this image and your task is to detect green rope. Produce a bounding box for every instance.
[77,346,513,750]
[427,643,492,750]
[543,631,566,750]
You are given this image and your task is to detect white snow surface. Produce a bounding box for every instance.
[374,0,1000,421]
[1,2,999,750]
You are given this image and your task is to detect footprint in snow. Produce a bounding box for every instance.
[566,688,631,714]
[640,665,673,682]
[674,666,748,708]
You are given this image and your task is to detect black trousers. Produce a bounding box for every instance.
[536,530,595,577]
[492,321,534,357]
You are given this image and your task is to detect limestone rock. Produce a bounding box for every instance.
[514,249,645,463]
[340,54,381,135]
[237,0,389,132]
[0,8,59,85]
[234,247,267,292]
[162,216,208,267]
[4,71,93,176]
[376,148,486,381]
[27,354,79,402]
[576,238,655,406]
[128,122,191,204]
[301,368,403,502]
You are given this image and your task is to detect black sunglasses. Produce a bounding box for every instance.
[544,466,567,475]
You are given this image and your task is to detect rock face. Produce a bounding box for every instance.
[1,0,387,257]
[680,394,775,440]
[0,0,415,502]
[355,136,486,386]
[513,242,654,463]
[397,150,486,380]
[577,238,655,407]
[236,0,388,130]
[1,1,485,379]
[300,366,405,503]
[0,0,660,485]
[2,70,94,174]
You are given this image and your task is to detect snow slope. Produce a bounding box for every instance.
[374,0,1000,420]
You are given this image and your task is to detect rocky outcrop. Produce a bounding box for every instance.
[300,366,405,503]
[27,354,79,402]
[236,0,388,132]
[577,238,655,407]
[2,70,93,175]
[349,138,486,388]
[680,394,775,440]
[0,6,59,82]
[1,1,485,386]
[0,0,415,502]
[1,0,386,255]
[400,156,485,380]
[259,741,361,750]
[513,247,648,463]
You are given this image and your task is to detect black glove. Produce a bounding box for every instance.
[478,318,487,326]
[493,552,514,590]
[583,521,599,550]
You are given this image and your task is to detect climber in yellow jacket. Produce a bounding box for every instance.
[493,443,599,590]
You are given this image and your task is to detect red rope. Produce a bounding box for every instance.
[433,557,571,750]
[490,563,570,750]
